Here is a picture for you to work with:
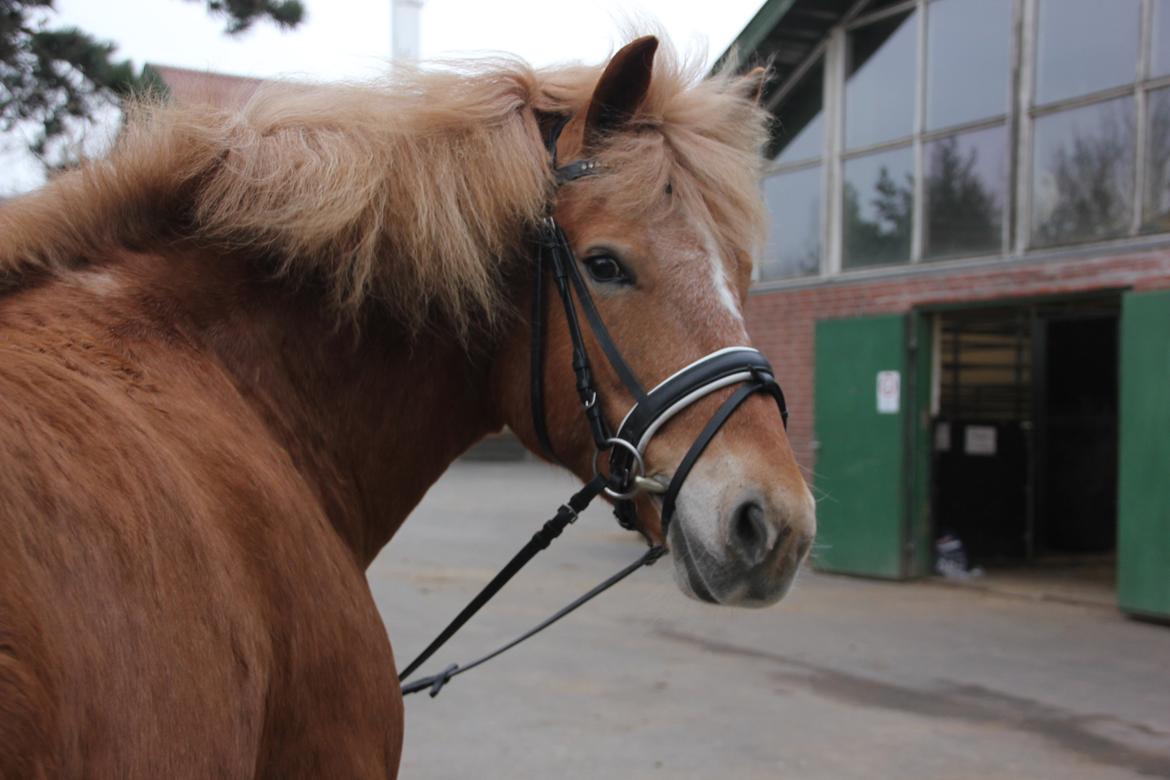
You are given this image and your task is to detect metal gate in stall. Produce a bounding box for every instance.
[931,297,1119,565]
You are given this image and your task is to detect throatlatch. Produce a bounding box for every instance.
[397,114,788,698]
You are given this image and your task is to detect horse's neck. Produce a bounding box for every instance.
[132,249,503,565]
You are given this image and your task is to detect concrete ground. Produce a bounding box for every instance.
[369,461,1170,780]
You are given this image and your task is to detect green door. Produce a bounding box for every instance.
[814,315,911,578]
[1117,290,1170,619]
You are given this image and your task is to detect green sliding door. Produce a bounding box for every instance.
[1118,290,1170,619]
[814,314,925,578]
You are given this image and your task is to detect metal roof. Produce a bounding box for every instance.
[716,1,850,71]
[715,0,895,107]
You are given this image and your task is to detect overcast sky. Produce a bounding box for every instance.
[1,0,762,194]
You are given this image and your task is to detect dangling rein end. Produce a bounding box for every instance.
[401,663,460,698]
[400,542,668,698]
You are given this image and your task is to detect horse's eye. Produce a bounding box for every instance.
[583,255,629,284]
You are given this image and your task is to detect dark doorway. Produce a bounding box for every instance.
[933,306,1032,562]
[1036,315,1119,553]
[930,296,1120,566]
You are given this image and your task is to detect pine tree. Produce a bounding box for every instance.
[925,136,1001,257]
[0,0,303,158]
[842,166,913,267]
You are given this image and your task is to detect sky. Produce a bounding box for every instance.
[2,0,764,194]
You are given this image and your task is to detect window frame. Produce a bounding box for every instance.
[752,0,1170,293]
[1019,0,1169,248]
[759,158,825,282]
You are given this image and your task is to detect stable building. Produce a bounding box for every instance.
[725,0,1170,619]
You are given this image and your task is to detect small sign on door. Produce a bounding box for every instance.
[876,370,900,414]
[964,425,997,456]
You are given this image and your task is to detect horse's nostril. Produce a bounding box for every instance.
[732,501,772,566]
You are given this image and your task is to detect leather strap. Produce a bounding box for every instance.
[529,240,557,460]
[398,474,606,684]
[543,228,611,450]
[402,543,667,697]
[400,112,794,700]
[660,377,785,535]
[616,348,783,448]
[530,114,643,462]
[555,230,647,401]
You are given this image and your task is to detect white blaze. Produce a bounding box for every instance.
[699,224,743,324]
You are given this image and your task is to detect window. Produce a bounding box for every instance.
[1144,87,1170,232]
[1153,0,1170,79]
[751,0,1170,287]
[1027,0,1156,247]
[839,8,918,271]
[761,167,822,280]
[1031,97,1136,247]
[773,59,825,165]
[845,10,917,150]
[925,126,1008,259]
[776,111,824,167]
[922,0,1013,260]
[762,58,825,280]
[1034,0,1141,104]
[843,146,914,268]
[926,0,1012,131]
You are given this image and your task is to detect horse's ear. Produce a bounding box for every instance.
[744,66,768,105]
[585,36,658,142]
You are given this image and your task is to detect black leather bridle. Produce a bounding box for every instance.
[397,115,788,698]
[529,115,788,539]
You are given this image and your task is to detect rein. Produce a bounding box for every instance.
[397,115,788,698]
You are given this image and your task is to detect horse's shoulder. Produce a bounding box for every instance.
[0,557,65,777]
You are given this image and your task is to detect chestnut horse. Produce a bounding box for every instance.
[0,36,815,777]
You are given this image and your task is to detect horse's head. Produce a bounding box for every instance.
[495,37,815,607]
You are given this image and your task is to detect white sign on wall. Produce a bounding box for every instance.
[876,370,901,414]
[964,425,998,456]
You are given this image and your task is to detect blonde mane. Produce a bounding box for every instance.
[0,38,771,338]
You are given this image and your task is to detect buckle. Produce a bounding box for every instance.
[591,437,646,500]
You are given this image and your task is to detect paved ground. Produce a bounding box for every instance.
[369,461,1170,780]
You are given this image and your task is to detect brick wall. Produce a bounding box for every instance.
[745,247,1170,470]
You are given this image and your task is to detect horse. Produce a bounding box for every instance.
[0,35,816,777]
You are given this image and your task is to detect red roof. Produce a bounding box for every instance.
[148,64,265,108]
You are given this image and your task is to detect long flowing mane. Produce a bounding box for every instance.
[0,40,770,338]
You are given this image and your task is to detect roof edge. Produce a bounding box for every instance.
[712,0,799,74]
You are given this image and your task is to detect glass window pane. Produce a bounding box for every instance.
[1152,0,1170,78]
[773,59,824,165]
[777,113,823,165]
[1035,0,1140,105]
[1031,96,1135,247]
[926,0,1012,130]
[843,146,914,268]
[760,166,822,280]
[1143,88,1170,233]
[924,125,1007,259]
[845,10,917,150]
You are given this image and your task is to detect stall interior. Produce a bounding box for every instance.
[931,296,1120,569]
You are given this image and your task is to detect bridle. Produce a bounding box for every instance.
[529,114,787,540]
[397,114,788,698]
